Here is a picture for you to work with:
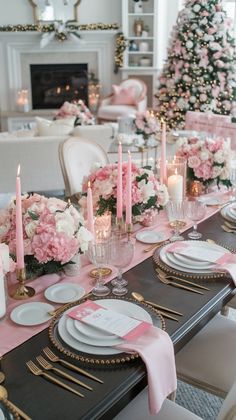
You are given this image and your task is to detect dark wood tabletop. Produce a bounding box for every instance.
[1,210,236,420]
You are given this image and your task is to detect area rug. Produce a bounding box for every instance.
[176,380,223,419]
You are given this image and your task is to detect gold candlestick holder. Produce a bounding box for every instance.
[125,222,133,240]
[115,216,124,232]
[11,268,35,300]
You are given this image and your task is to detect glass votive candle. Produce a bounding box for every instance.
[166,156,187,202]
[94,211,112,240]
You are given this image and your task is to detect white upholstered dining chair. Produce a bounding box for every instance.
[97,78,147,122]
[59,136,109,197]
[114,379,236,420]
[175,313,236,398]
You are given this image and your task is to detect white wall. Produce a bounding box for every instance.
[0,0,121,25]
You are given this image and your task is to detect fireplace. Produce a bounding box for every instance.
[30,63,88,109]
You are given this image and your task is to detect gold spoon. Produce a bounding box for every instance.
[131,292,182,317]
[0,385,32,420]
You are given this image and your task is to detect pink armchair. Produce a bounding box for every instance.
[97,78,147,122]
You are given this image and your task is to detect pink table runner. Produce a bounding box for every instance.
[0,193,228,356]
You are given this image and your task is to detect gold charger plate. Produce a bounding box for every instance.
[89,267,112,278]
[153,243,231,282]
[48,296,165,366]
[0,398,20,419]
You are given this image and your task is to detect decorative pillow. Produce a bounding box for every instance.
[35,117,74,136]
[111,85,137,106]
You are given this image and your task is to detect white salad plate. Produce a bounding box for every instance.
[74,299,152,341]
[10,302,54,326]
[58,299,153,356]
[44,283,85,304]
[136,230,166,244]
[160,241,228,274]
[66,318,123,347]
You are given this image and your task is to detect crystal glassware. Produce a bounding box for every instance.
[166,200,186,242]
[186,200,206,240]
[109,234,134,296]
[87,236,110,297]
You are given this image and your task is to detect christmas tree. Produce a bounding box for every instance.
[155,0,236,130]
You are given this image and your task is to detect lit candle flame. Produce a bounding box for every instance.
[175,168,178,175]
[67,198,71,206]
[17,164,20,177]
[88,181,91,188]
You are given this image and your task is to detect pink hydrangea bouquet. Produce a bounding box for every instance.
[79,163,169,222]
[0,194,93,278]
[54,100,95,125]
[134,111,160,140]
[176,136,231,188]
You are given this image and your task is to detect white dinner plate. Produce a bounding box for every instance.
[58,299,153,355]
[74,299,153,341]
[44,283,85,303]
[172,252,214,269]
[66,318,123,347]
[136,230,166,244]
[160,241,228,274]
[228,207,236,220]
[198,196,228,206]
[10,302,54,326]
[221,204,236,222]
[58,311,121,355]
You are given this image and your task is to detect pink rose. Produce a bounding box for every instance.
[188,156,201,169]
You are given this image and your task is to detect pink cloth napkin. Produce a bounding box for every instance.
[116,326,177,414]
[167,242,236,284]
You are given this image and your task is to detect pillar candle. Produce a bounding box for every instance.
[15,165,25,270]
[167,169,183,202]
[126,151,132,225]
[117,142,123,219]
[160,119,167,184]
[87,181,95,236]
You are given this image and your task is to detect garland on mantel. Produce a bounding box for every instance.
[0,22,126,72]
[0,22,120,32]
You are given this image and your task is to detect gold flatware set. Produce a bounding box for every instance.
[156,268,209,295]
[132,291,182,322]
[26,348,103,398]
[221,224,236,234]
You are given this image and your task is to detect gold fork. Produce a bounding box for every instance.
[36,356,93,391]
[43,348,103,384]
[26,360,84,397]
[156,271,203,295]
[157,268,210,291]
[144,240,169,253]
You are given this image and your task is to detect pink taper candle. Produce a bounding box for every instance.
[117,142,123,219]
[160,119,167,184]
[15,164,24,269]
[126,151,132,225]
[87,181,95,236]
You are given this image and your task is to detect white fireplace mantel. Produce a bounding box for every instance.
[0,30,120,112]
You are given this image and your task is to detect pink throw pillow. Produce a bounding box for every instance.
[111,85,137,106]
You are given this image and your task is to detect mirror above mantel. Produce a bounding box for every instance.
[29,0,81,23]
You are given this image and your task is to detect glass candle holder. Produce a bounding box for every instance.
[166,156,187,202]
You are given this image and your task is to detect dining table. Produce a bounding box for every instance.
[1,208,236,420]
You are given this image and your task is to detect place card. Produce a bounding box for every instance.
[68,300,151,341]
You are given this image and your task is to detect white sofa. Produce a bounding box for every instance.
[0,124,115,196]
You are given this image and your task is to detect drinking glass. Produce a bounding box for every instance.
[87,237,110,297]
[109,234,134,296]
[166,200,186,242]
[186,201,206,240]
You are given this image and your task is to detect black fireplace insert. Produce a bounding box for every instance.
[30,63,88,109]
